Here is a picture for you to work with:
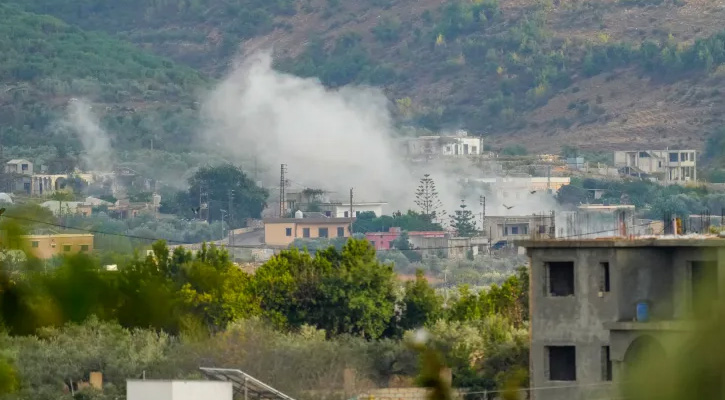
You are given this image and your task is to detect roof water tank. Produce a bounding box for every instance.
[295,210,303,219]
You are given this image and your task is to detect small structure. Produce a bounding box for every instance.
[199,367,295,400]
[127,380,233,400]
[5,159,33,175]
[482,214,555,246]
[20,234,94,259]
[519,237,725,400]
[614,149,697,183]
[402,131,483,158]
[318,201,387,218]
[263,213,354,247]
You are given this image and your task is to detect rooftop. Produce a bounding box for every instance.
[518,236,725,248]
[264,217,355,224]
[23,233,94,239]
[6,159,30,164]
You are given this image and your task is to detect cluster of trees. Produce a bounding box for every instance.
[556,177,725,219]
[0,230,530,397]
[161,163,268,228]
[352,210,444,233]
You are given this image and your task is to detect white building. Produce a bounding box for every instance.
[127,380,233,400]
[318,201,387,218]
[403,130,483,157]
[613,150,697,183]
[4,159,32,175]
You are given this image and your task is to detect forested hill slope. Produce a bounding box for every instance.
[6,0,725,152]
[0,4,207,152]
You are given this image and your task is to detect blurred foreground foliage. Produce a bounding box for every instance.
[0,230,530,399]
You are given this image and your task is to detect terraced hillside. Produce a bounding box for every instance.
[6,0,725,153]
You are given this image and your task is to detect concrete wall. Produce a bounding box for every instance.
[528,244,725,400]
[127,380,232,400]
[23,234,94,259]
[264,220,351,246]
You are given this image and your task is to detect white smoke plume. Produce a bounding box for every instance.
[201,52,417,209]
[200,51,562,218]
[63,98,114,172]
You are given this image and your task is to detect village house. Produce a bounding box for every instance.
[263,211,353,247]
[19,233,94,259]
[614,149,697,183]
[402,130,483,158]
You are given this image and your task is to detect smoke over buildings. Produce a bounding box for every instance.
[62,98,114,173]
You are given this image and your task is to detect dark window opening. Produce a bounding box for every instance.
[344,211,349,218]
[548,346,576,381]
[600,262,610,292]
[547,262,575,296]
[303,228,310,238]
[63,245,71,252]
[511,226,519,235]
[319,228,329,238]
[602,346,612,381]
[285,228,292,237]
[669,153,678,162]
[80,245,89,252]
[337,227,345,237]
[325,211,332,217]
[31,241,39,248]
[639,152,650,157]
[691,261,718,318]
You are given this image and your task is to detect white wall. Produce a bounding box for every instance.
[331,204,385,218]
[127,380,233,400]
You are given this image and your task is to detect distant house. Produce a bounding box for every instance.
[5,159,33,175]
[482,214,555,246]
[19,234,94,259]
[614,150,697,183]
[318,201,387,218]
[402,131,483,157]
[263,212,354,247]
[41,201,92,217]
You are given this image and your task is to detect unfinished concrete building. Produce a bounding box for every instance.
[519,238,725,400]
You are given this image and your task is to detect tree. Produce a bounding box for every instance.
[415,174,445,224]
[391,231,422,263]
[399,270,443,330]
[172,163,268,228]
[449,200,477,237]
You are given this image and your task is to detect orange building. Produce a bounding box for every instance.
[263,217,353,247]
[23,234,94,259]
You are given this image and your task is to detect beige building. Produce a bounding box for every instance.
[263,217,353,247]
[614,149,697,182]
[22,234,94,259]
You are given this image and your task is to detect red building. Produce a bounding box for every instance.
[365,227,401,250]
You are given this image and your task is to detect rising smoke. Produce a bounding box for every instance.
[200,51,564,216]
[62,98,114,172]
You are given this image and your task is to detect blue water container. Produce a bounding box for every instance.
[636,302,650,322]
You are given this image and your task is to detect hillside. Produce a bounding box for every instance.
[0,4,207,154]
[6,0,725,153]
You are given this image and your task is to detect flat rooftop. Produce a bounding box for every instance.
[518,236,725,248]
[264,218,354,224]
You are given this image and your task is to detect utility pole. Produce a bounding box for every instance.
[479,195,486,234]
[349,187,354,235]
[279,164,287,217]
[199,183,208,222]
[546,164,551,194]
[220,209,227,241]
[228,189,234,246]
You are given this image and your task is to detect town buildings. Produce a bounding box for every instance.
[263,212,353,247]
[614,149,697,183]
[520,237,723,400]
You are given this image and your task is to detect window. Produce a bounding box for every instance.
[371,241,376,248]
[21,164,28,171]
[325,211,332,217]
[303,228,310,238]
[600,262,610,292]
[80,245,89,252]
[601,346,612,381]
[355,211,360,217]
[681,152,688,161]
[472,146,477,154]
[547,346,576,381]
[285,228,292,237]
[63,245,71,252]
[344,211,349,218]
[658,161,662,168]
[639,151,650,157]
[546,262,575,296]
[31,241,39,248]
[669,152,678,162]
[691,261,718,317]
[319,228,329,238]
[337,227,345,237]
[511,226,519,235]
[523,225,528,235]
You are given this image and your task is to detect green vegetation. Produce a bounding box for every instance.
[353,210,444,233]
[0,4,206,151]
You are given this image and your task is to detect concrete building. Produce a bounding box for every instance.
[263,214,353,247]
[468,177,571,199]
[21,234,94,259]
[614,150,697,183]
[483,214,555,246]
[5,159,33,175]
[127,380,233,400]
[318,201,387,218]
[402,131,483,157]
[520,238,725,400]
